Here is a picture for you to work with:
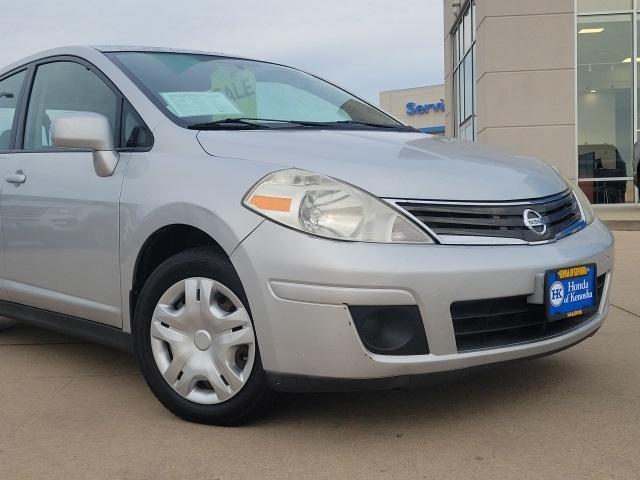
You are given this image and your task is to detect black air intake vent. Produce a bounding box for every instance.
[450,274,606,352]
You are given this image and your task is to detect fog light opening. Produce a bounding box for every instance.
[349,305,429,356]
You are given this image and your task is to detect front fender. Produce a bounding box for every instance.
[118,149,275,332]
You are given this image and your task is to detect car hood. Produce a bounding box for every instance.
[197,130,568,201]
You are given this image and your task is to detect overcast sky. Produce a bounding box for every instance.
[1,0,444,103]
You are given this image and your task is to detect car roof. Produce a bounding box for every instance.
[93,45,242,57]
[0,45,254,78]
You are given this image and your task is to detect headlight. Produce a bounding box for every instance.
[572,185,595,224]
[243,169,433,243]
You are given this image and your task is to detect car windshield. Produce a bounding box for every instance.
[107,51,407,130]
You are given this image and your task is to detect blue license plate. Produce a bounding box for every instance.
[545,264,598,321]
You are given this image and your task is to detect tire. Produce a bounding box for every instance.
[0,317,18,332]
[133,247,275,426]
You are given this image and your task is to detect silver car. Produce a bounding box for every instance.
[0,46,614,425]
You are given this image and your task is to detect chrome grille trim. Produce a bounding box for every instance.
[386,190,586,245]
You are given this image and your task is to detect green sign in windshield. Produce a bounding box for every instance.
[211,66,257,118]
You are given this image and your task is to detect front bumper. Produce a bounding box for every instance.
[231,218,614,389]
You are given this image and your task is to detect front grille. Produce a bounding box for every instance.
[395,190,582,243]
[450,274,606,352]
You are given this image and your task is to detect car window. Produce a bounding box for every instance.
[24,62,118,150]
[254,82,350,122]
[121,101,153,149]
[0,70,26,150]
[108,52,401,129]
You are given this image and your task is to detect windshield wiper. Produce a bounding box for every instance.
[187,117,417,132]
[188,118,338,130]
[187,118,274,130]
[334,120,417,132]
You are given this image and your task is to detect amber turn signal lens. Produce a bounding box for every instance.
[249,195,292,212]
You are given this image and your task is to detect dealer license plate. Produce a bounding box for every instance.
[545,264,597,321]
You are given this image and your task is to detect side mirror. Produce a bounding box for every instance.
[51,112,119,177]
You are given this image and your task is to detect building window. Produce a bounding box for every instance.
[453,1,476,141]
[577,0,632,13]
[577,11,637,204]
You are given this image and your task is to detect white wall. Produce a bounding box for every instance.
[379,85,445,132]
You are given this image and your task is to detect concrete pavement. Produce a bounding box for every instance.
[0,232,638,480]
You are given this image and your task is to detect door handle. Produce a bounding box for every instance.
[6,170,26,185]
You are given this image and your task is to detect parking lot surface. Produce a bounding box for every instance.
[0,232,638,480]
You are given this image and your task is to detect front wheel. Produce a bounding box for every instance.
[133,247,275,425]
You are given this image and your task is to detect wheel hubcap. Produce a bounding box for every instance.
[149,277,256,405]
[194,330,212,351]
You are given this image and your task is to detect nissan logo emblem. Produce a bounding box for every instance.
[523,209,547,236]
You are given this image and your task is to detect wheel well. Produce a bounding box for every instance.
[130,224,225,320]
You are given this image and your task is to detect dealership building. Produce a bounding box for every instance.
[379,84,446,134]
[442,0,640,216]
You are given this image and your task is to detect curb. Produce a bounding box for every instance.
[602,220,640,231]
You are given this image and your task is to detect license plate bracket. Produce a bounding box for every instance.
[545,264,598,321]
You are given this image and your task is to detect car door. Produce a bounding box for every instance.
[0,68,29,302]
[0,59,125,327]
